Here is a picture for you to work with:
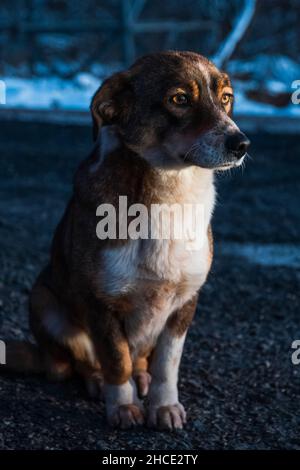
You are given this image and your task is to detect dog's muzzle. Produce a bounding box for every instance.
[183,124,251,170]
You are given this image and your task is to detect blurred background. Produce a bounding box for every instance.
[0,0,300,118]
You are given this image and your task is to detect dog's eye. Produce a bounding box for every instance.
[170,93,189,106]
[221,93,233,105]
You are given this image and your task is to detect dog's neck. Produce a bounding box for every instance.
[95,126,215,219]
[154,164,214,199]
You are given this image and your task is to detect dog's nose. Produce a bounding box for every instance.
[225,132,250,158]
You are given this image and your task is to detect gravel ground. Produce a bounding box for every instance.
[0,121,300,450]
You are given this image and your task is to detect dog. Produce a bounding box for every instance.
[2,51,250,430]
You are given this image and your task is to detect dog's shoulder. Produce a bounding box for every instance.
[73,127,151,208]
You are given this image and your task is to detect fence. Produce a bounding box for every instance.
[0,0,298,77]
[0,0,217,76]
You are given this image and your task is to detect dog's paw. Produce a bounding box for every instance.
[133,371,152,398]
[148,403,186,430]
[107,404,145,429]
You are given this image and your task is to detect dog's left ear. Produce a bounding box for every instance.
[90,71,131,141]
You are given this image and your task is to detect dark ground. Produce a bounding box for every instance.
[0,121,300,450]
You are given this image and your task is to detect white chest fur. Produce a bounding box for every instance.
[102,167,214,287]
[100,166,215,354]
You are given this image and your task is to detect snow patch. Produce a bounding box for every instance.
[1,55,300,118]
[3,74,100,111]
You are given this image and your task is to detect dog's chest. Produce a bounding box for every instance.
[122,235,212,355]
[100,167,215,352]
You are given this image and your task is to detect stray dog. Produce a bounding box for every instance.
[2,51,250,430]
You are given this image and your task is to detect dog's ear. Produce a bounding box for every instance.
[90,71,131,141]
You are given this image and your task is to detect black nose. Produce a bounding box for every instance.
[225,132,250,158]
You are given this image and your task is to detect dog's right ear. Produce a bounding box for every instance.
[90,71,131,141]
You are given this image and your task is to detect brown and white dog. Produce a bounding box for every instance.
[2,51,249,430]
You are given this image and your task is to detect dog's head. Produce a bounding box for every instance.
[91,51,250,170]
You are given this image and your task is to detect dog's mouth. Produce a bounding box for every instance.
[182,151,247,171]
[215,154,246,171]
[179,128,250,171]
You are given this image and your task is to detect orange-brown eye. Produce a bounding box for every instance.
[221,93,233,105]
[171,93,189,106]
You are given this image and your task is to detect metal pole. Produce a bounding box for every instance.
[121,0,136,66]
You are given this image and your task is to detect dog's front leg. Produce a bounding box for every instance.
[104,378,144,429]
[92,312,144,429]
[148,296,197,430]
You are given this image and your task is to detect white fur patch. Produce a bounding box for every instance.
[148,330,187,407]
[100,165,215,357]
[104,378,140,414]
[102,166,214,286]
[101,241,140,295]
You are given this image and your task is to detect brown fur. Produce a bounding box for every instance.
[167,295,198,337]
